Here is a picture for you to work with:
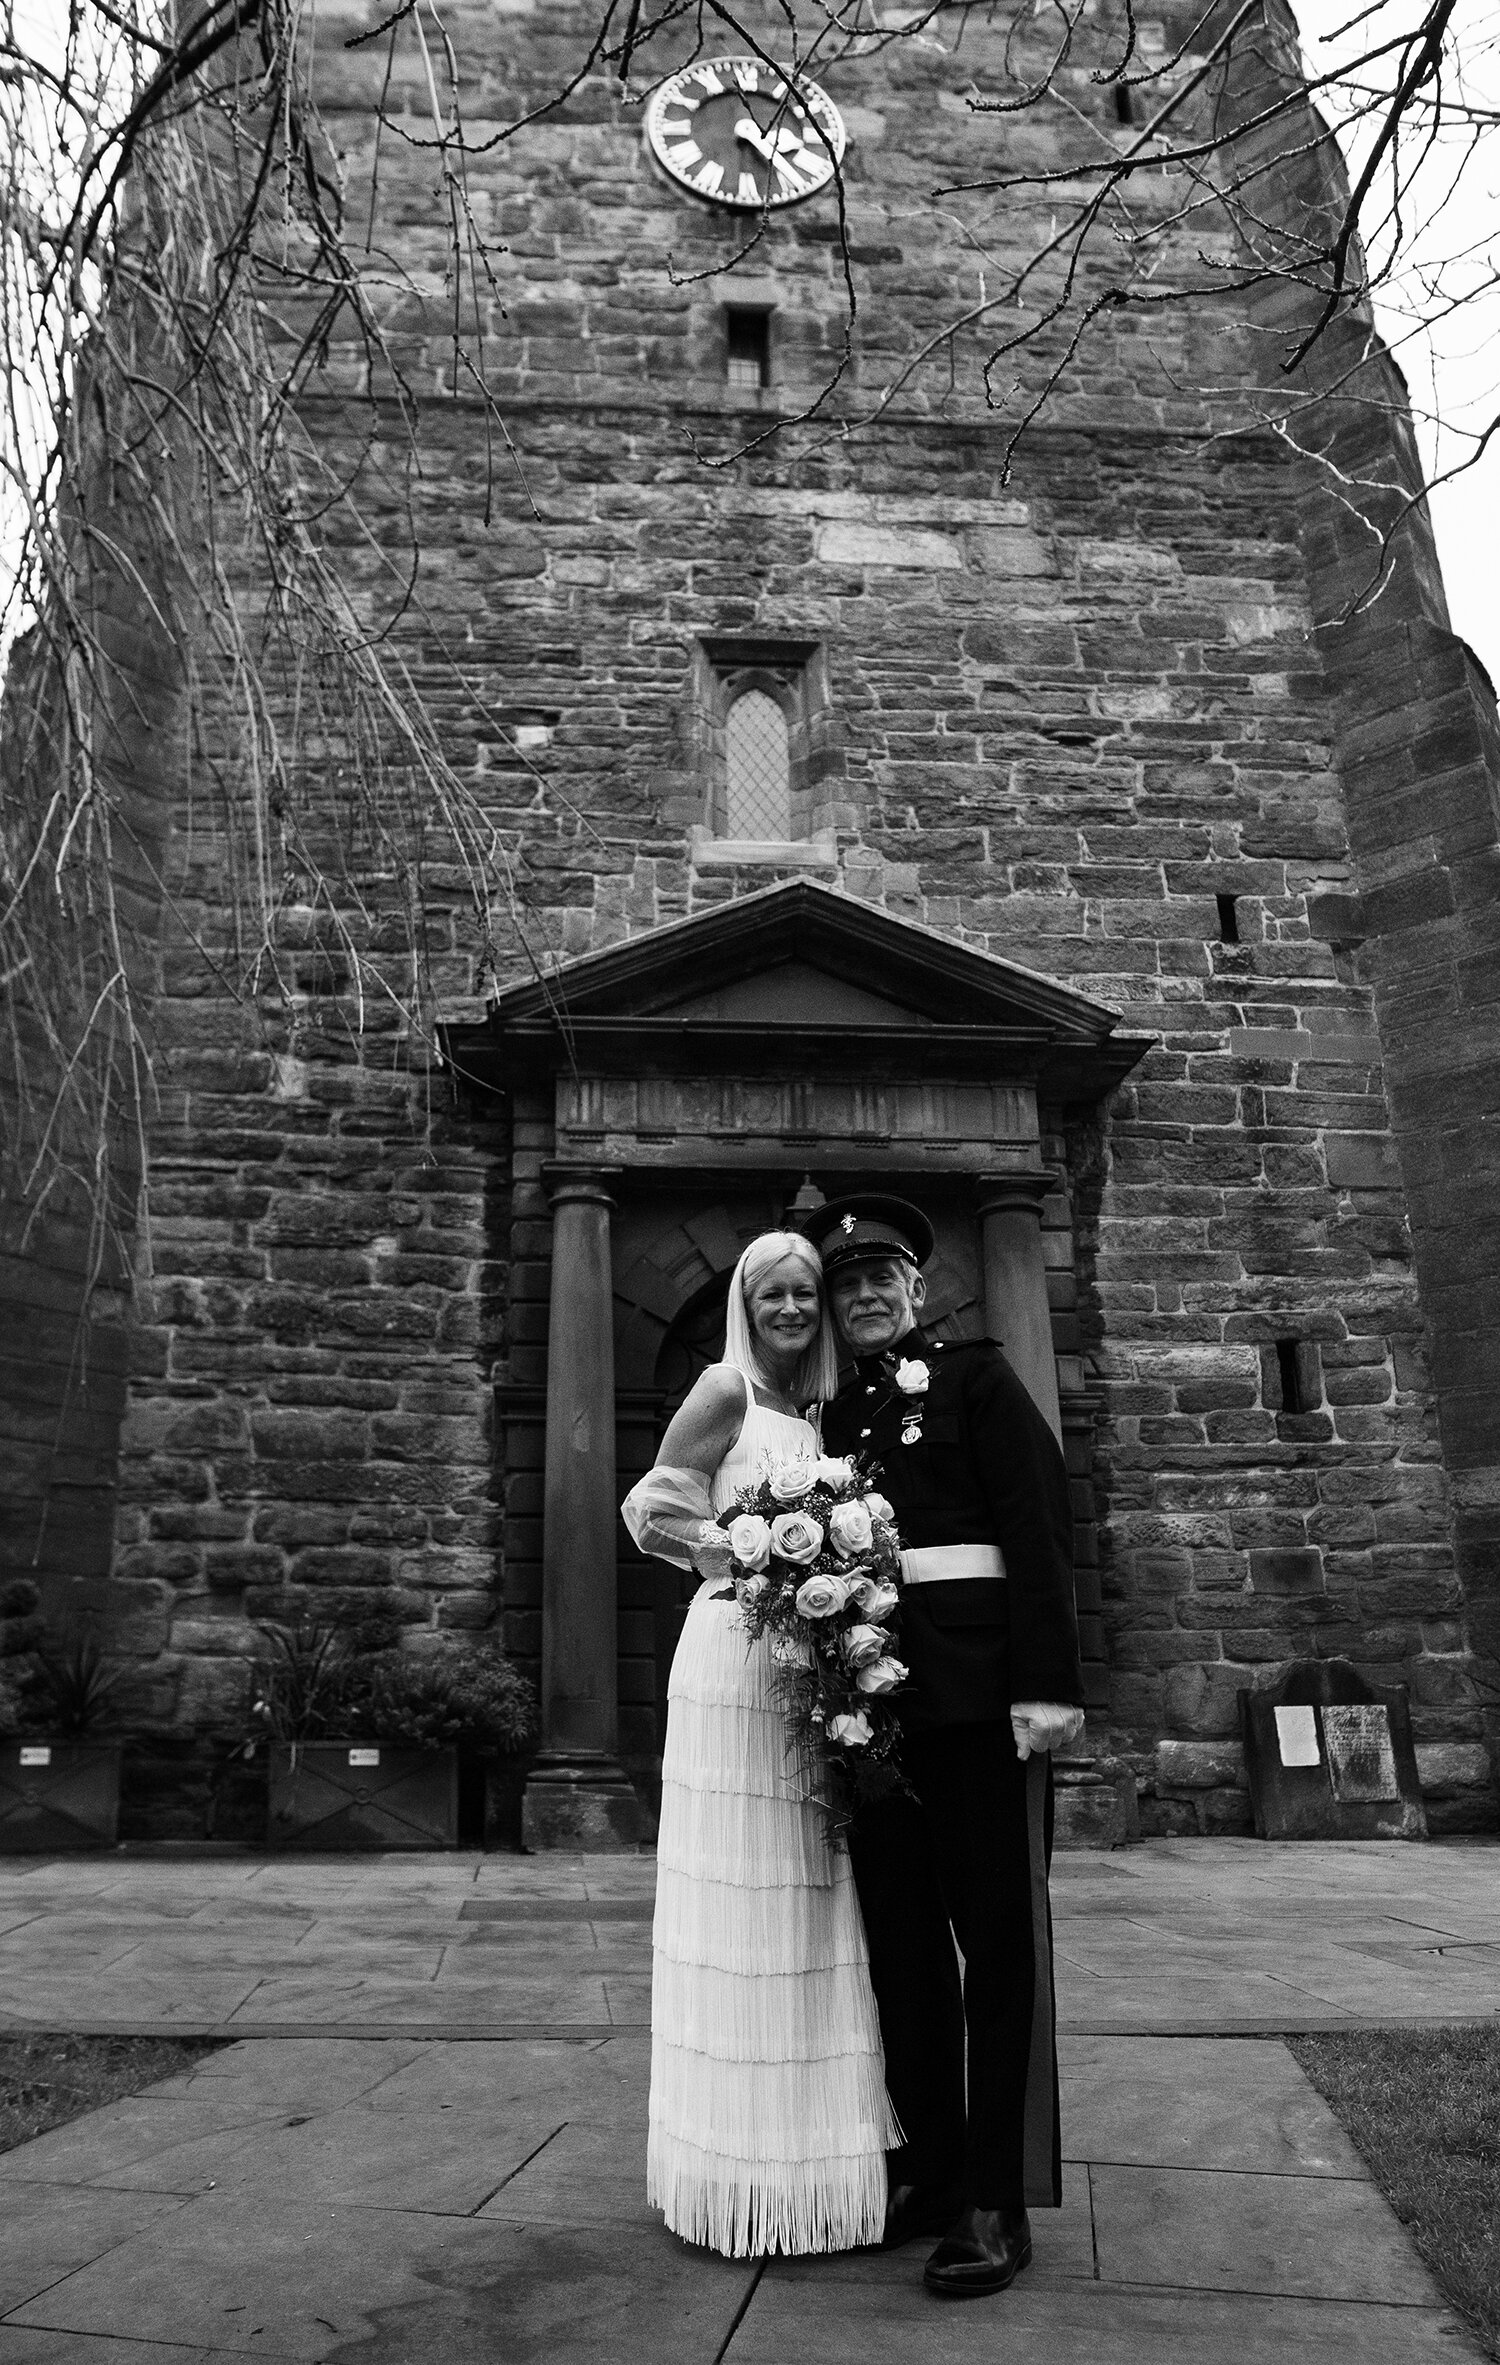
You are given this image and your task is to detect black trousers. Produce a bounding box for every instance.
[847,1720,1054,2210]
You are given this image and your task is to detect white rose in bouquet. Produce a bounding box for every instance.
[855,1655,908,1695]
[793,1570,850,1618]
[849,1575,899,1619]
[814,1455,855,1489]
[727,1513,773,1572]
[735,1574,769,1608]
[863,1491,895,1524]
[894,1359,930,1394]
[771,1511,825,1566]
[827,1710,874,1748]
[767,1457,817,1503]
[827,1499,874,1560]
[842,1622,886,1669]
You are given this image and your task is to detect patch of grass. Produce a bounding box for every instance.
[1290,2024,1500,2362]
[0,2032,229,2155]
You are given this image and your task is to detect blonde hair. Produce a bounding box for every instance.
[722,1230,840,1405]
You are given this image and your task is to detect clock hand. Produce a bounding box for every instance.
[734,115,777,161]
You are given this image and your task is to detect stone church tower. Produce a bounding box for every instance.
[5,0,1497,1839]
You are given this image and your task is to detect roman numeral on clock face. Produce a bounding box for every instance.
[693,159,725,194]
[667,140,702,168]
[736,169,762,203]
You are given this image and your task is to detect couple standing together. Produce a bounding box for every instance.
[622,1195,1085,2299]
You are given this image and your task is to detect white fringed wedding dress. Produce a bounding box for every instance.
[647,1367,897,2258]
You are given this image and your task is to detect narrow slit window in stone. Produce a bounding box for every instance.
[726,309,771,390]
[725,689,791,840]
[1113,84,1138,124]
[1216,893,1241,943]
[1275,1338,1306,1414]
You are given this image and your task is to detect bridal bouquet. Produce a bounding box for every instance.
[719,1451,908,1818]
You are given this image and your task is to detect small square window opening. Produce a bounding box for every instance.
[726,309,771,391]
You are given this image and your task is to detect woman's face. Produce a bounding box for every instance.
[746,1256,822,1364]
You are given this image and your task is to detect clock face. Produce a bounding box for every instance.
[645,57,845,210]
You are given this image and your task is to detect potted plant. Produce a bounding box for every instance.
[0,1634,124,1850]
[249,1625,537,1851]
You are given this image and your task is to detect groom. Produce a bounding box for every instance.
[806,1192,1085,2300]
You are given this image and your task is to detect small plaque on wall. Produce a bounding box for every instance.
[348,1748,380,1768]
[18,1747,51,1768]
[1240,1660,1426,1840]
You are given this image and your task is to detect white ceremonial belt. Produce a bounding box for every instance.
[899,1544,1007,1585]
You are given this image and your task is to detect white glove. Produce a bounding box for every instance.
[1011,1701,1086,1761]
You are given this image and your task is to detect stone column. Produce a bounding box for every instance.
[975,1172,1062,1443]
[522,1162,642,1850]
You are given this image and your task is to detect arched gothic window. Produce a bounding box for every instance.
[724,688,791,842]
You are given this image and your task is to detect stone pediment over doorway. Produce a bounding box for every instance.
[443,879,1149,1105]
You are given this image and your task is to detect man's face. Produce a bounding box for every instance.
[828,1256,926,1356]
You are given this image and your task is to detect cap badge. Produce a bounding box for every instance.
[840,1214,857,1233]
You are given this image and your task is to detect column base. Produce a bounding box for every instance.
[522,1754,648,1852]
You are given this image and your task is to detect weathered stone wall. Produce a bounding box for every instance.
[41,0,1496,1832]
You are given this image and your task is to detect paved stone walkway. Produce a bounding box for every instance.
[0,1837,1494,2361]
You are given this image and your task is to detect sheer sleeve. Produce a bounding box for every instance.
[621,1464,719,1570]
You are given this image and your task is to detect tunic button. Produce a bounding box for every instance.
[860,1427,871,1439]
[865,1385,875,1395]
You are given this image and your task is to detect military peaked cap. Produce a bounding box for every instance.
[801,1192,935,1275]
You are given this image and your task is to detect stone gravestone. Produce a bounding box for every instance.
[1238,1658,1428,1841]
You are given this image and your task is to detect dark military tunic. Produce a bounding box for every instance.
[823,1324,1083,2213]
[823,1327,1083,1728]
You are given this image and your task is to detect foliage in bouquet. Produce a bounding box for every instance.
[719,1450,909,1824]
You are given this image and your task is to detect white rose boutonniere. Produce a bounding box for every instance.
[768,1456,817,1504]
[894,1358,930,1395]
[726,1513,773,1572]
[771,1511,826,1567]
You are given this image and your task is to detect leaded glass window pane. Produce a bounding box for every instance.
[725,689,790,840]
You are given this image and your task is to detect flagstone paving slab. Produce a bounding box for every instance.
[0,2339,301,2365]
[0,1842,1494,2362]
[733,2275,1477,2363]
[1089,2160,1442,2304]
[1058,2035,1370,2175]
[0,2185,193,2317]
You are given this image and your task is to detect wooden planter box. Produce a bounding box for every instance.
[0,1741,122,1851]
[267,1742,459,1850]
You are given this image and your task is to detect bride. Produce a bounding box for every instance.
[622,1228,897,2259]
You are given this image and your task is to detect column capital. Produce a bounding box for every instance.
[542,1160,623,1210]
[974,1168,1057,1222]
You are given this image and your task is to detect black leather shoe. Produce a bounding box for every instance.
[881,2181,966,2251]
[923,2204,1033,2298]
